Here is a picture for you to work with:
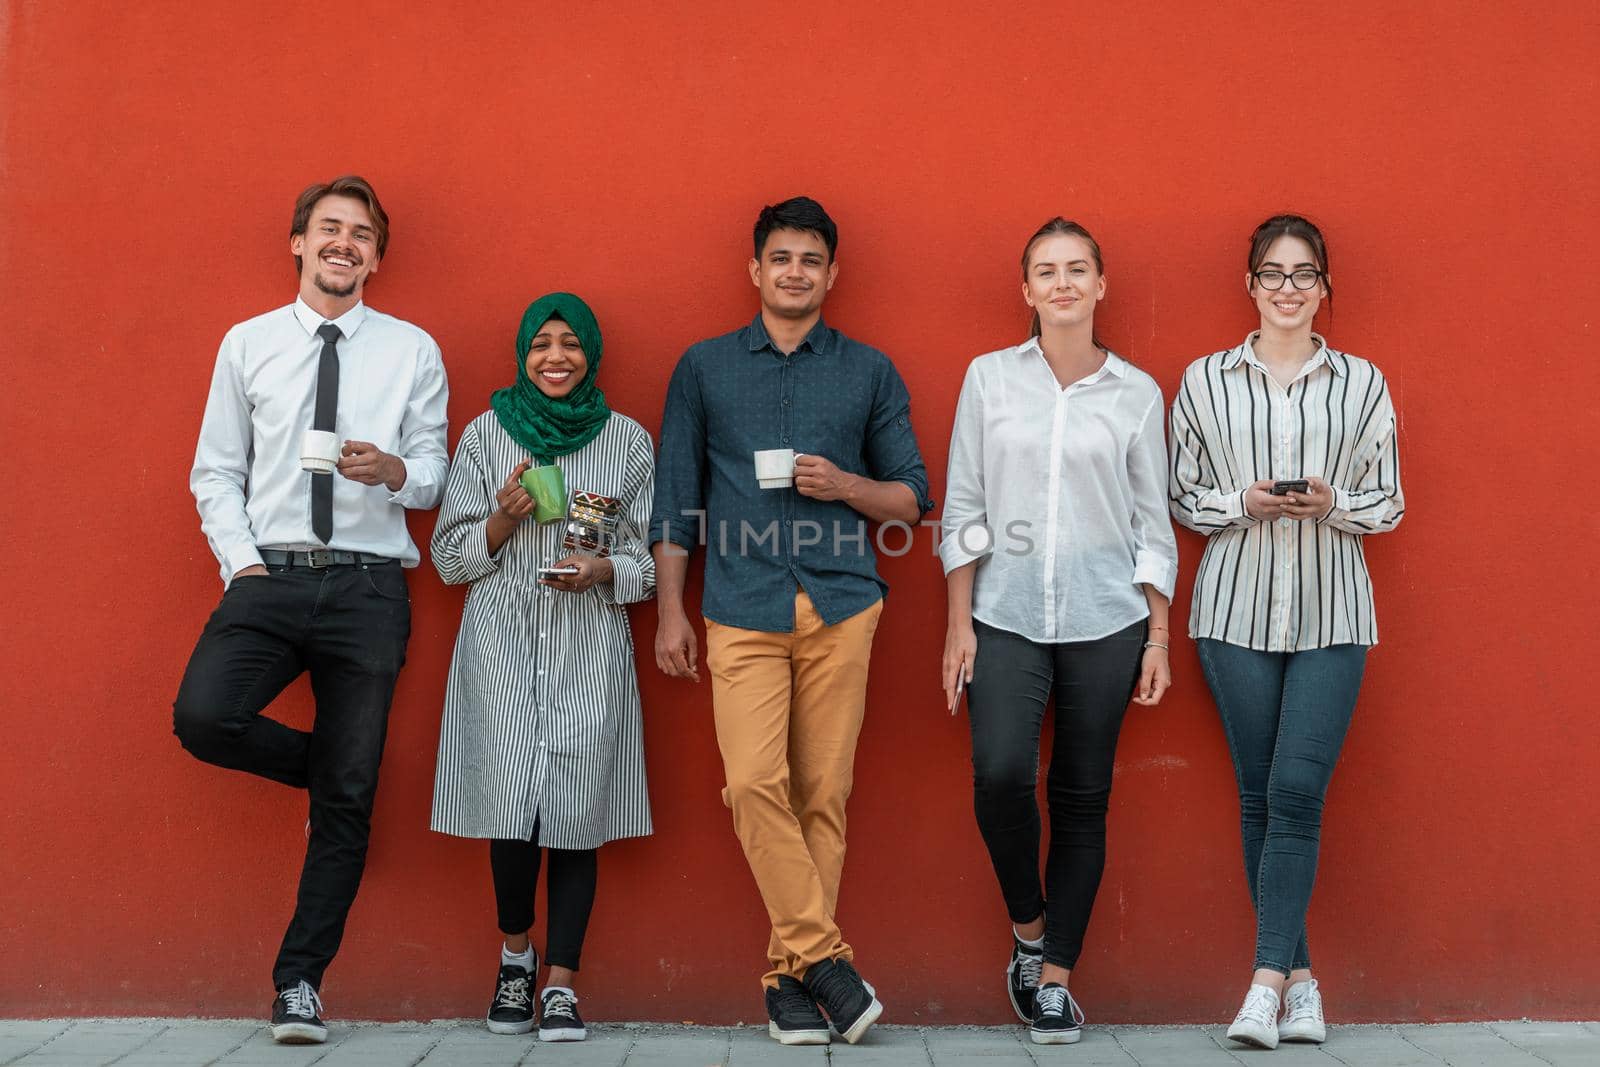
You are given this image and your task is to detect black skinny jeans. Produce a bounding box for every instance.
[490,827,598,972]
[967,618,1144,969]
[172,562,410,990]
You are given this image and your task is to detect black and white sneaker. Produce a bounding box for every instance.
[270,979,327,1044]
[1006,938,1044,1022]
[1029,982,1084,1045]
[486,963,536,1035]
[539,987,587,1042]
[765,975,830,1045]
[802,958,883,1045]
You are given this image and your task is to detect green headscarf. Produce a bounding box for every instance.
[491,292,611,463]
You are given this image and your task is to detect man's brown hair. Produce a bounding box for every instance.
[289,175,390,273]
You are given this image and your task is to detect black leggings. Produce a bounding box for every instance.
[966,619,1144,969]
[490,828,598,972]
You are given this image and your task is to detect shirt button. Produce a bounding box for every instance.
[539,632,547,638]
[782,398,791,406]
[538,669,546,676]
[781,435,790,443]
[539,741,546,748]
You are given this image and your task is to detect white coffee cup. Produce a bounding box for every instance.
[753,448,800,489]
[301,430,340,474]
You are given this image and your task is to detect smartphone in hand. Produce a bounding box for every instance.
[1270,479,1310,496]
[537,566,581,578]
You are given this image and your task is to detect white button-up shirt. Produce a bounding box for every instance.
[1168,333,1404,651]
[939,340,1178,643]
[191,297,449,583]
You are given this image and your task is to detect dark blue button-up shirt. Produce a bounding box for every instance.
[650,315,934,632]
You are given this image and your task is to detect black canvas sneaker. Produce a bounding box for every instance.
[486,962,536,1035]
[1006,937,1044,1022]
[765,974,830,1045]
[802,958,883,1045]
[538,987,588,1042]
[1029,982,1084,1045]
[270,979,327,1044]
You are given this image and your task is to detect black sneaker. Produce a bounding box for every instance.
[1007,938,1044,1022]
[1029,982,1084,1045]
[486,962,536,1035]
[802,958,883,1045]
[270,979,327,1044]
[539,987,588,1042]
[765,975,830,1045]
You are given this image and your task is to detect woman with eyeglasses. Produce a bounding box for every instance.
[1168,215,1404,1049]
[940,218,1178,1045]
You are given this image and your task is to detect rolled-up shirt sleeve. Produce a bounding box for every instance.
[596,423,658,606]
[430,423,503,586]
[864,360,934,516]
[1168,370,1257,533]
[1321,380,1404,535]
[648,351,708,550]
[388,340,449,510]
[191,329,264,585]
[1127,393,1179,600]
[938,362,992,575]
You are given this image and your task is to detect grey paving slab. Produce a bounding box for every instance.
[9,1020,167,1066]
[314,1024,442,1065]
[1025,1026,1139,1065]
[112,1021,259,1066]
[212,1025,353,1066]
[410,1023,534,1066]
[1313,1026,1440,1066]
[1396,1023,1546,1066]
[1107,1027,1245,1065]
[1487,1021,1600,1067]
[613,1025,731,1066]
[924,1026,1034,1064]
[0,1022,70,1064]
[827,1025,933,1065]
[726,1023,828,1064]
[520,1025,632,1065]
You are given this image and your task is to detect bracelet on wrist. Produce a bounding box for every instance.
[1143,640,1169,651]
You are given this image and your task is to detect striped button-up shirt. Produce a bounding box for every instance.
[430,411,655,849]
[1168,334,1404,651]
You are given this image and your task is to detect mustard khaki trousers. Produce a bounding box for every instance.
[706,591,883,987]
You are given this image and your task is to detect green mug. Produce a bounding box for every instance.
[519,464,567,524]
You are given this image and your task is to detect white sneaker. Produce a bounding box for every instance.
[1279,978,1326,1043]
[1226,984,1280,1049]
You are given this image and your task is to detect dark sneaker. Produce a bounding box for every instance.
[1006,938,1044,1022]
[1029,982,1084,1045]
[270,979,327,1044]
[486,963,536,1035]
[538,987,588,1042]
[802,958,883,1045]
[765,975,830,1045]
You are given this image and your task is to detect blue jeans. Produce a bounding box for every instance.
[1195,639,1367,975]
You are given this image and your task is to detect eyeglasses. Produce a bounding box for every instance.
[1253,269,1323,291]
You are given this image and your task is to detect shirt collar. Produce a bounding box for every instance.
[747,313,833,356]
[1228,332,1343,377]
[1018,336,1128,382]
[294,296,368,340]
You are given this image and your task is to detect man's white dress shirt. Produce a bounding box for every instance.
[192,297,449,583]
[939,340,1178,643]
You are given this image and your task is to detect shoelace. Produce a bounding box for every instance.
[806,961,861,1011]
[1014,949,1043,990]
[1235,986,1280,1028]
[542,989,579,1020]
[773,982,819,1017]
[1282,980,1321,1021]
[281,980,323,1020]
[493,974,532,1011]
[1034,985,1086,1025]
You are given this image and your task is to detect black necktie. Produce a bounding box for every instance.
[312,323,342,544]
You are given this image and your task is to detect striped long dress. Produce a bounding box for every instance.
[430,410,655,848]
[1168,334,1404,652]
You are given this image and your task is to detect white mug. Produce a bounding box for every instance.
[753,448,800,489]
[301,430,340,474]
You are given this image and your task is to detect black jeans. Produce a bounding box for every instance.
[966,618,1144,969]
[172,562,411,990]
[490,827,598,972]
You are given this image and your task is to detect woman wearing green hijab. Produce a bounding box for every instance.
[430,293,656,1043]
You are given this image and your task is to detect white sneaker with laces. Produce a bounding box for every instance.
[1279,978,1326,1043]
[1226,983,1280,1049]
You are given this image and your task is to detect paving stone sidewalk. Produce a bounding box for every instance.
[3,1020,1598,1066]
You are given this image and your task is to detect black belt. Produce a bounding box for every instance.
[259,549,397,569]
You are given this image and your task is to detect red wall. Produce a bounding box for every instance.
[3,2,1597,1024]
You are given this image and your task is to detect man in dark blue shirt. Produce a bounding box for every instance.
[650,197,931,1046]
